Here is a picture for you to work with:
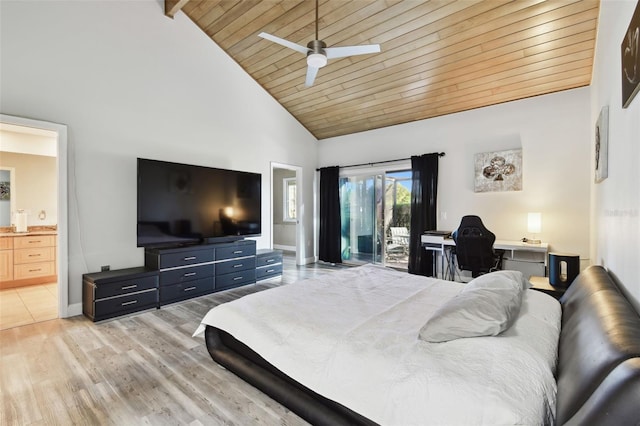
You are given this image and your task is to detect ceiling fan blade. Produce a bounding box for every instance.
[325,44,381,59]
[258,32,309,54]
[305,66,320,87]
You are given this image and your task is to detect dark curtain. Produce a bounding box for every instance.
[318,166,342,264]
[408,153,439,276]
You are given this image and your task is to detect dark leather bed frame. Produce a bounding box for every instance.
[205,265,640,425]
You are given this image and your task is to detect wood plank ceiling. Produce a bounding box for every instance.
[166,0,600,140]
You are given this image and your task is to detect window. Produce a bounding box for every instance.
[283,177,297,222]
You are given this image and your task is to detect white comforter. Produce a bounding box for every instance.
[195,264,561,425]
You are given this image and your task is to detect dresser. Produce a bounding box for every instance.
[256,249,283,281]
[82,240,260,321]
[83,267,159,321]
[0,233,57,289]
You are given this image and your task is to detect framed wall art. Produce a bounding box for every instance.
[474,149,522,192]
[595,106,609,183]
[622,0,640,108]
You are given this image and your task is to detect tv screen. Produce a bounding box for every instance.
[137,158,261,247]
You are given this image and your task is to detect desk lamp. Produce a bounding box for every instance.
[525,212,542,244]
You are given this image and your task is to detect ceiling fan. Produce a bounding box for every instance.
[258,0,381,87]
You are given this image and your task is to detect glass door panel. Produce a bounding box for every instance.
[339,175,382,264]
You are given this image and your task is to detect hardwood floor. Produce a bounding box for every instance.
[0,255,348,426]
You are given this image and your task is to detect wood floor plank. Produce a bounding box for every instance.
[0,254,348,425]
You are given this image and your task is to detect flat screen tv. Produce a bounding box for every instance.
[137,158,261,247]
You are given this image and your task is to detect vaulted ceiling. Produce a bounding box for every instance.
[166,0,600,140]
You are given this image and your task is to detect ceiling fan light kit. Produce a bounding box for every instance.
[258,0,380,87]
[307,40,327,68]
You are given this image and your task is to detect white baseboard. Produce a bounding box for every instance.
[65,303,83,318]
[301,256,317,265]
[274,244,296,252]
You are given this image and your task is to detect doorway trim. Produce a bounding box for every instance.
[270,162,303,266]
[0,114,69,318]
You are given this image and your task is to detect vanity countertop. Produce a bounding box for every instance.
[0,230,58,237]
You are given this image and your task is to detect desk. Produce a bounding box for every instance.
[421,234,548,280]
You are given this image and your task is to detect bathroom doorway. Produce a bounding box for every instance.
[0,115,68,329]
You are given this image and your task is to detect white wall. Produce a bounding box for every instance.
[0,0,317,308]
[319,88,592,268]
[590,0,640,309]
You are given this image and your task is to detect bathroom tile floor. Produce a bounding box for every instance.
[0,282,58,330]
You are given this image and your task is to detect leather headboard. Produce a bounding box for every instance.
[556,265,640,425]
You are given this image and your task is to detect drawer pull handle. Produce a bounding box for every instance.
[233,250,243,254]
[184,286,197,291]
[266,259,275,263]
[122,300,137,306]
[184,272,196,277]
[28,254,42,257]
[233,264,243,268]
[121,284,137,290]
[266,269,275,273]
[184,256,197,261]
[29,268,42,272]
[233,276,243,281]
[29,240,42,244]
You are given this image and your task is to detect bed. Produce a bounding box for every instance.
[194,264,640,425]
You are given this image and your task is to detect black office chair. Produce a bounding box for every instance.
[452,215,504,278]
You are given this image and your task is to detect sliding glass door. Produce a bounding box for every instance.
[339,174,383,264]
[339,169,411,268]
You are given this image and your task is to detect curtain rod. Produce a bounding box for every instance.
[316,152,445,171]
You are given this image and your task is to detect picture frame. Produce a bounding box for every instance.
[621,0,640,108]
[474,149,522,192]
[0,181,9,200]
[595,106,609,183]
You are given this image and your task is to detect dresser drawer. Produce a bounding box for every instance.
[94,289,158,319]
[216,257,256,276]
[160,277,214,303]
[159,264,214,286]
[216,270,256,290]
[14,261,55,280]
[256,263,283,280]
[13,235,55,249]
[14,247,55,264]
[94,275,158,299]
[156,248,214,269]
[216,244,256,260]
[256,252,282,267]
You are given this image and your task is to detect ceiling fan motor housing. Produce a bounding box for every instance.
[307,40,327,68]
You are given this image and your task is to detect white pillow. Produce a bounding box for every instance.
[463,270,531,292]
[418,274,525,343]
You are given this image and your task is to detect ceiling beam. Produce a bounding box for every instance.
[165,0,190,19]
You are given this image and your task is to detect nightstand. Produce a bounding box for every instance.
[529,276,567,300]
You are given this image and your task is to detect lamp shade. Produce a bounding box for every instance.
[527,212,542,234]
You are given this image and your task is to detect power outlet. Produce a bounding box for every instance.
[101,265,110,272]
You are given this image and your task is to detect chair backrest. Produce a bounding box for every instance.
[390,227,409,245]
[452,215,497,275]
